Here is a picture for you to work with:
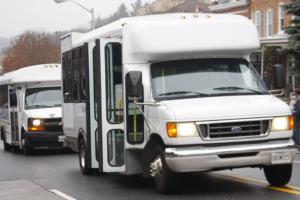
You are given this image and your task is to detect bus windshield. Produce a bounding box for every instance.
[25,87,62,109]
[151,58,268,101]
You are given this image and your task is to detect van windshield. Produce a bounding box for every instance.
[25,87,62,109]
[151,58,268,100]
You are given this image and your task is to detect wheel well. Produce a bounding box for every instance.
[21,127,26,139]
[142,133,165,177]
[149,134,165,147]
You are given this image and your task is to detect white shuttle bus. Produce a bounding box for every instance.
[0,64,64,155]
[61,14,296,193]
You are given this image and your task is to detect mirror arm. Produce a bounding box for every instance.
[133,98,153,133]
[133,97,161,107]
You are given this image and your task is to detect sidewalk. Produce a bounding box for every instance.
[0,179,64,200]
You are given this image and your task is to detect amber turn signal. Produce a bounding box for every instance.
[289,115,294,130]
[166,122,177,138]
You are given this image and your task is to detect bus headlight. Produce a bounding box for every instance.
[167,122,198,138]
[28,118,45,132]
[32,119,41,126]
[271,116,294,132]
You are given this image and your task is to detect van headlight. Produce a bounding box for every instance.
[166,122,198,138]
[271,116,294,132]
[28,118,45,132]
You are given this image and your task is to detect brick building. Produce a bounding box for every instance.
[210,0,298,97]
[209,0,250,18]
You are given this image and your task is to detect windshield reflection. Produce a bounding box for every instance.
[25,87,62,109]
[151,58,268,100]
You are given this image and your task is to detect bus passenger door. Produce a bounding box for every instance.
[9,89,19,144]
[98,38,125,173]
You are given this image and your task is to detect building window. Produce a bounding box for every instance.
[266,9,274,37]
[278,3,285,33]
[255,11,262,37]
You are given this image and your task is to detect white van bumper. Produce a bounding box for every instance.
[165,140,297,172]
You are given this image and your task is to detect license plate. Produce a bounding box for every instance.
[271,152,291,164]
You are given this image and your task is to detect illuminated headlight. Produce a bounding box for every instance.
[28,118,45,132]
[271,116,294,132]
[32,119,41,126]
[167,122,198,138]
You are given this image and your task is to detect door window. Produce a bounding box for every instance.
[107,129,124,166]
[105,43,123,124]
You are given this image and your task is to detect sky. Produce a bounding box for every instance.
[0,0,154,38]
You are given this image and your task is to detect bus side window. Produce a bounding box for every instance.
[62,51,73,102]
[9,90,17,107]
[72,48,80,102]
[79,45,88,102]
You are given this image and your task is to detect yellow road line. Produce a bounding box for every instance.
[215,173,300,196]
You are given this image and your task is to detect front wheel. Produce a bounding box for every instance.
[78,138,93,175]
[21,138,32,156]
[3,139,10,151]
[150,145,174,193]
[264,164,292,186]
[1,128,10,151]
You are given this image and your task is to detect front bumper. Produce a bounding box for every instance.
[24,131,64,148]
[165,140,297,172]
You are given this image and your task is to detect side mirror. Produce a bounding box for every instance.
[273,64,285,89]
[126,71,143,99]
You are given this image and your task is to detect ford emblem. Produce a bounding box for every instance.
[231,126,242,132]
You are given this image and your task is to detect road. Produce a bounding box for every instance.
[1,142,300,200]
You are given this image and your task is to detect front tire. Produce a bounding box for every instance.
[1,128,10,151]
[21,138,32,156]
[78,138,92,175]
[150,145,174,193]
[264,164,292,186]
[3,139,10,151]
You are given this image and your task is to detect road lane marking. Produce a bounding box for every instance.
[215,173,300,196]
[50,189,77,200]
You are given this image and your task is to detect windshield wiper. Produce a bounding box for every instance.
[158,91,210,97]
[27,105,50,109]
[213,86,266,94]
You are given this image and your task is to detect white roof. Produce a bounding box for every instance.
[64,13,260,63]
[0,63,61,85]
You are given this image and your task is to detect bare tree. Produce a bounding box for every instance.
[96,3,130,28]
[131,0,143,16]
[2,31,60,72]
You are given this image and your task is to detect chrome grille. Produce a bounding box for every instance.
[198,120,270,140]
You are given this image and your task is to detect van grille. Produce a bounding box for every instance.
[198,120,270,140]
[44,118,63,133]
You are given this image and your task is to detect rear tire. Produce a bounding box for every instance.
[264,164,292,186]
[79,138,93,175]
[150,145,174,193]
